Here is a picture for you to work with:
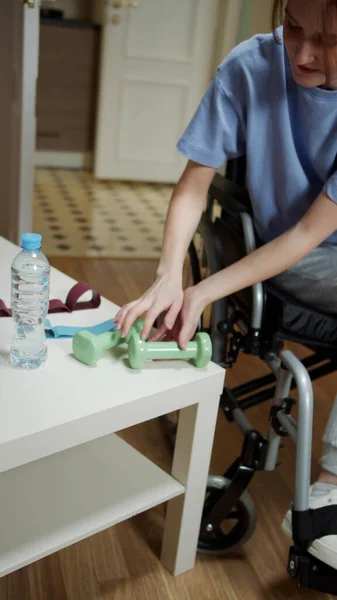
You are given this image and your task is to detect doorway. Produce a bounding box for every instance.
[0,1,274,249]
[33,0,221,259]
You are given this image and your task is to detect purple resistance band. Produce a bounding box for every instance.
[0,282,101,317]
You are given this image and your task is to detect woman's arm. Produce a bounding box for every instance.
[157,160,217,277]
[115,160,216,338]
[177,190,337,346]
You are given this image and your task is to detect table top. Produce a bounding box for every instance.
[0,236,224,472]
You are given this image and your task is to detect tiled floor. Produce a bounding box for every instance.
[33,169,172,258]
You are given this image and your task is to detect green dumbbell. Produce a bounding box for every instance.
[128,331,212,369]
[73,319,144,366]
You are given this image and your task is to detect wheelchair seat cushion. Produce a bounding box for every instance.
[264,282,337,348]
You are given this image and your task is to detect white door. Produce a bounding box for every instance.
[93,0,219,183]
[18,0,40,241]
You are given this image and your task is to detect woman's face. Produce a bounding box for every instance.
[283,0,337,89]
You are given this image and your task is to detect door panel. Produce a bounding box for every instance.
[94,0,219,182]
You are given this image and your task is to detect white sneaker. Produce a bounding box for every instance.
[282,486,337,570]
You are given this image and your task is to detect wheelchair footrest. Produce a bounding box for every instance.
[288,546,337,596]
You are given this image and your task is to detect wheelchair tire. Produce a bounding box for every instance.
[158,213,227,444]
[198,475,257,555]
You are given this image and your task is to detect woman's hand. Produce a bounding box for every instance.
[150,285,208,349]
[177,286,208,348]
[114,272,184,340]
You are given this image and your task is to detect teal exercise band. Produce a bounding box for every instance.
[45,319,117,339]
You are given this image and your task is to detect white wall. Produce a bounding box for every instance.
[216,0,273,66]
[214,0,243,67]
[249,0,273,36]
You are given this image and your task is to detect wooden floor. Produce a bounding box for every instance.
[2,256,337,600]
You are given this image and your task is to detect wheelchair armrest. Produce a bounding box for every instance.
[209,173,252,217]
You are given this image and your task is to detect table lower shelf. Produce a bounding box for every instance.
[0,433,184,577]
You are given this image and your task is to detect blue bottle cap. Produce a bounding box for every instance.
[21,233,42,251]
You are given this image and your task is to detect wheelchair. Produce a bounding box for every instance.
[181,157,337,596]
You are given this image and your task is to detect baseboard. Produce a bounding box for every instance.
[35,151,92,169]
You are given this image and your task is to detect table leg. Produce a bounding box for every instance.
[160,395,219,576]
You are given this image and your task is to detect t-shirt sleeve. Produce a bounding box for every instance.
[324,172,337,204]
[176,71,246,168]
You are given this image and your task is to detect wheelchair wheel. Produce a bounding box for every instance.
[198,475,257,555]
[156,212,224,342]
[159,213,227,445]
[183,212,225,341]
[183,228,211,333]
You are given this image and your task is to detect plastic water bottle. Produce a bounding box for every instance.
[10,233,50,369]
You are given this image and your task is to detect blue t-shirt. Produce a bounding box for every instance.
[177,28,337,245]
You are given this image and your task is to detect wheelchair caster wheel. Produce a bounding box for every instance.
[198,476,257,555]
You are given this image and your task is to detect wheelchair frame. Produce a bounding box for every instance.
[195,162,337,595]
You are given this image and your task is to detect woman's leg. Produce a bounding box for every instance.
[271,244,337,315]
[320,398,337,485]
[271,244,337,481]
[275,246,337,567]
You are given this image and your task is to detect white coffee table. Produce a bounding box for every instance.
[0,236,225,579]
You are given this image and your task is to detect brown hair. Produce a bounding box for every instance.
[271,0,337,84]
[272,0,286,37]
[272,0,337,37]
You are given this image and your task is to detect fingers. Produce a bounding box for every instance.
[152,314,195,348]
[114,287,184,342]
[163,300,182,331]
[178,323,196,350]
[178,305,199,350]
[120,299,150,338]
[116,300,169,340]
[167,314,182,342]
[114,301,137,329]
[141,306,165,340]
[164,329,179,342]
[146,297,183,340]
[177,286,204,349]
[148,323,168,342]
[113,308,123,324]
